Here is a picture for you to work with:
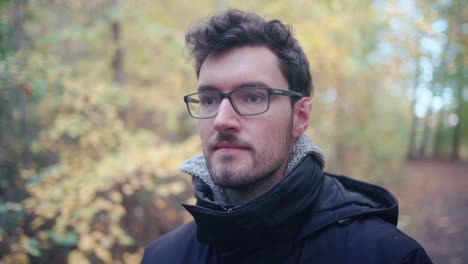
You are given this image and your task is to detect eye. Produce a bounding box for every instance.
[205,97,214,105]
[233,88,268,107]
[199,94,219,106]
[247,94,262,104]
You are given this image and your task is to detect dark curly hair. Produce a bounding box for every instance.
[185,9,313,97]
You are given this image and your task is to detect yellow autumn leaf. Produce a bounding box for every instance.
[168,181,186,194]
[78,233,95,252]
[110,191,122,203]
[123,248,144,264]
[68,250,90,264]
[153,197,166,209]
[94,244,112,263]
[122,183,134,195]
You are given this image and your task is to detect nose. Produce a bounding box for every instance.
[213,98,240,132]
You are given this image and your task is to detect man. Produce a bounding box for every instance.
[142,9,432,264]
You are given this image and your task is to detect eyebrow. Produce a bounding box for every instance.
[197,82,271,92]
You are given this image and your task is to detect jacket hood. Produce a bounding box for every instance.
[298,173,399,241]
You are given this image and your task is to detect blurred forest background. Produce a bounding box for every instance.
[0,0,466,263]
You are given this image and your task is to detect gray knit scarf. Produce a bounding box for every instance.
[180,134,325,205]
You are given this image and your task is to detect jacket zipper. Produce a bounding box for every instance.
[222,205,233,213]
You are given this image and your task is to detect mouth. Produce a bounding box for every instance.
[212,141,250,152]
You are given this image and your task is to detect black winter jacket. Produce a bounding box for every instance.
[142,155,432,263]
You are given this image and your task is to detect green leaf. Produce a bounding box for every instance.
[26,165,59,187]
[117,234,134,246]
[46,231,79,246]
[23,238,41,257]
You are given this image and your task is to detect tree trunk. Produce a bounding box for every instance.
[451,71,463,161]
[10,0,32,166]
[450,0,464,161]
[418,97,434,159]
[334,76,348,173]
[407,57,421,160]
[11,0,25,52]
[432,107,445,159]
[111,0,124,86]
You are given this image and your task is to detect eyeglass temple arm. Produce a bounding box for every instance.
[270,89,302,97]
[185,97,200,103]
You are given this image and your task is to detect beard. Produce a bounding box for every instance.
[205,119,294,190]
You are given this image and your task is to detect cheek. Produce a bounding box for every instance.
[252,116,291,144]
[198,121,213,143]
[265,104,293,129]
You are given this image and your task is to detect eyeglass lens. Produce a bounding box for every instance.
[187,88,270,118]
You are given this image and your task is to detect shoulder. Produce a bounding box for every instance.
[141,221,206,264]
[348,217,432,263]
[302,217,432,263]
[146,221,197,250]
[349,217,422,251]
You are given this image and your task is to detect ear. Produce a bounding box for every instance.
[292,97,312,138]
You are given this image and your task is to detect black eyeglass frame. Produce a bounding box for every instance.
[183,87,303,119]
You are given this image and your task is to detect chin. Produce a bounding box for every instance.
[212,168,248,186]
[215,169,268,190]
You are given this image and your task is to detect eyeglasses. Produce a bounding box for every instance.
[183,87,303,119]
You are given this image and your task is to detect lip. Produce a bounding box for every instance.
[212,142,250,151]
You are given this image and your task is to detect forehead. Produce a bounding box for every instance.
[198,46,288,91]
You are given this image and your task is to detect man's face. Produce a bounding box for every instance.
[197,46,304,191]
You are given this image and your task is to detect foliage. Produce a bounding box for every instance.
[0,0,466,263]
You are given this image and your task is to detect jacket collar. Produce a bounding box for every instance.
[183,155,324,247]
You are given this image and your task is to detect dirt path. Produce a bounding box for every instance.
[386,160,468,264]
